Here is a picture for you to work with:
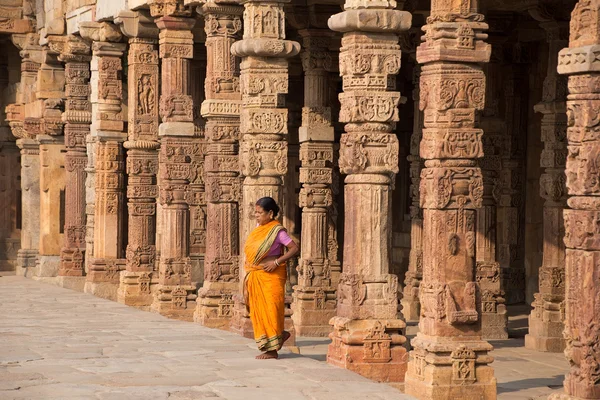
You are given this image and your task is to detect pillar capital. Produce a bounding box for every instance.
[114,10,159,39]
[79,22,123,44]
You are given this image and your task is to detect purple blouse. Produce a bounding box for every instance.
[266,229,293,257]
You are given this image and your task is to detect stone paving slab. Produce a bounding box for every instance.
[0,276,414,400]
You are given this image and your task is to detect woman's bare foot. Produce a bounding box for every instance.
[278,331,291,351]
[256,350,278,360]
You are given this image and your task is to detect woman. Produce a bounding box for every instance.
[244,197,299,359]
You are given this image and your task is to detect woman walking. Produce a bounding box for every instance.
[244,197,299,359]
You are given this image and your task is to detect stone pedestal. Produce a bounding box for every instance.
[404,1,497,398]
[551,2,600,399]
[325,5,412,383]
[228,0,300,338]
[194,2,243,330]
[525,22,568,353]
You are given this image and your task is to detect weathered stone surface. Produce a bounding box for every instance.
[404,1,497,398]
[552,2,600,399]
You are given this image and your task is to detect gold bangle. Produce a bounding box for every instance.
[275,259,280,267]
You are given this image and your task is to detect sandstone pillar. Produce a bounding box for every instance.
[114,11,161,309]
[478,50,507,340]
[80,22,127,299]
[404,0,497,398]
[193,1,243,329]
[150,6,198,321]
[291,29,339,337]
[36,36,67,279]
[552,1,600,398]
[57,36,91,291]
[228,0,300,338]
[402,66,424,322]
[6,33,42,276]
[525,22,568,353]
[325,5,411,382]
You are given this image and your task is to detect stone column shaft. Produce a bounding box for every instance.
[292,29,340,337]
[80,22,128,299]
[58,38,92,285]
[115,11,162,308]
[150,10,198,320]
[36,37,67,278]
[525,22,568,353]
[325,5,412,383]
[228,0,300,338]
[402,66,424,322]
[404,1,497,398]
[553,2,600,399]
[5,33,42,275]
[194,2,243,329]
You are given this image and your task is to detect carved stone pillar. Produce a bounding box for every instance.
[6,33,42,276]
[325,4,411,382]
[80,22,127,299]
[497,63,527,306]
[114,11,161,309]
[402,65,424,322]
[404,1,497,398]
[57,37,91,290]
[525,22,568,353]
[193,1,243,329]
[478,44,507,340]
[36,36,67,278]
[291,29,339,337]
[150,6,198,321]
[228,0,300,338]
[553,2,600,399]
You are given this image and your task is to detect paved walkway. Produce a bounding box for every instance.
[0,275,568,400]
[0,276,412,400]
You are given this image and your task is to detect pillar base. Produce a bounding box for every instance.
[117,271,158,310]
[229,296,255,339]
[291,304,335,337]
[16,249,38,277]
[151,285,198,322]
[194,282,236,330]
[84,281,119,301]
[57,276,86,292]
[525,296,565,352]
[36,255,60,277]
[326,317,408,383]
[405,334,497,400]
[482,310,509,340]
[549,393,597,400]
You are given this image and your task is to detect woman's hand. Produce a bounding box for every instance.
[262,261,279,273]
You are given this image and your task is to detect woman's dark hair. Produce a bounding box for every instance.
[255,197,280,217]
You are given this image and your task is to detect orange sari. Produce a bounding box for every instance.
[243,220,287,352]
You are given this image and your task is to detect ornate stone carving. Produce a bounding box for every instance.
[325,0,411,383]
[229,0,299,340]
[115,11,162,308]
[194,2,243,330]
[552,3,600,398]
[151,14,198,321]
[526,22,568,354]
[58,38,92,278]
[405,1,497,398]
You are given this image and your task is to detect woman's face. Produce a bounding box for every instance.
[255,205,273,226]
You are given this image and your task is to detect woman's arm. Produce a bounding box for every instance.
[263,241,299,272]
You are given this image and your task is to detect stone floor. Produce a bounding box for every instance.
[0,275,567,400]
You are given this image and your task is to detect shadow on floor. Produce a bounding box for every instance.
[497,375,564,394]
